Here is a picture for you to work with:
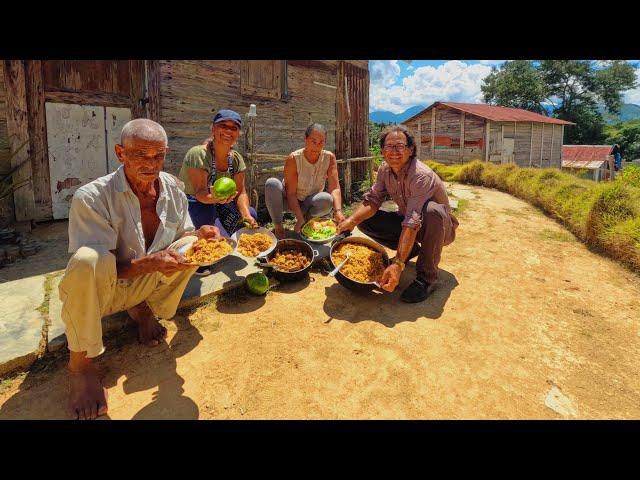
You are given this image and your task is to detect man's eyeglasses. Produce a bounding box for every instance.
[383,143,408,152]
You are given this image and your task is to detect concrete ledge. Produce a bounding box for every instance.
[43,252,261,361]
[1,232,370,378]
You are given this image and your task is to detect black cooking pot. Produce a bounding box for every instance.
[329,234,390,292]
[257,238,318,282]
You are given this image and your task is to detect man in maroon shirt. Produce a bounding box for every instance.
[337,125,458,302]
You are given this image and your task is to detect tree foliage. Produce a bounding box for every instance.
[481,60,637,144]
[481,60,548,114]
[605,118,640,161]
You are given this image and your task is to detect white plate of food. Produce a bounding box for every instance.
[168,235,237,266]
[231,227,278,258]
[300,217,339,244]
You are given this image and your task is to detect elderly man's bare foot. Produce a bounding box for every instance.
[127,301,167,346]
[68,353,108,420]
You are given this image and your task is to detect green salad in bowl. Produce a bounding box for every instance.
[301,217,337,243]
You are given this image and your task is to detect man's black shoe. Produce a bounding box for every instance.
[400,278,433,303]
[194,266,212,276]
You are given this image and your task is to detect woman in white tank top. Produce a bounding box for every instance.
[264,124,345,239]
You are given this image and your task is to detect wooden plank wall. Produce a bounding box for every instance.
[433,107,462,164]
[514,122,532,166]
[462,114,484,162]
[4,61,35,222]
[541,123,553,166]
[342,62,369,183]
[0,62,15,226]
[159,60,339,175]
[403,114,429,160]
[489,122,502,160]
[551,125,563,168]
[530,123,542,167]
[42,60,133,97]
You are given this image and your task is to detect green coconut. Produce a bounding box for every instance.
[246,272,270,295]
[211,177,237,200]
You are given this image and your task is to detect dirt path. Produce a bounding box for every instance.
[1,184,639,419]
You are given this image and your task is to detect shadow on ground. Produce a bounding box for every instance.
[322,268,459,327]
[0,312,202,420]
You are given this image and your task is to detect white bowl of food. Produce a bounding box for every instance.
[168,235,236,266]
[231,227,278,258]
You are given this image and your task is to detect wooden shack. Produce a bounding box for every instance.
[402,101,574,167]
[0,60,369,226]
[562,145,615,182]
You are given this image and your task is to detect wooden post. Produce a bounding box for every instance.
[459,112,465,163]
[529,122,534,167]
[550,124,555,168]
[540,123,545,167]
[501,124,505,163]
[130,60,145,119]
[485,121,490,162]
[145,60,161,123]
[24,60,51,221]
[4,60,35,222]
[344,158,352,203]
[431,107,435,160]
[513,122,517,165]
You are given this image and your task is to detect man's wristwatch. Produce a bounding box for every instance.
[391,256,405,270]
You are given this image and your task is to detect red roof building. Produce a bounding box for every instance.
[402,101,575,167]
[561,145,614,181]
[562,145,614,168]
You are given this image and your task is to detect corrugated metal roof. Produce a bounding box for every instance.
[562,159,607,169]
[562,145,613,163]
[404,101,575,125]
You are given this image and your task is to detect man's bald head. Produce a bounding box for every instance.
[120,118,168,147]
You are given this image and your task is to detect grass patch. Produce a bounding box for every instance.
[425,160,640,271]
[454,198,470,217]
[0,372,26,394]
[539,229,576,243]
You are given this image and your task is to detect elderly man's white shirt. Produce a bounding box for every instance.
[68,166,194,263]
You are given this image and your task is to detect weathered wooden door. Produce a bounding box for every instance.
[45,103,131,219]
[502,138,515,164]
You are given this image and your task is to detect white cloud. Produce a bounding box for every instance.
[479,60,506,65]
[407,65,414,70]
[370,60,493,113]
[370,60,401,88]
[623,67,640,105]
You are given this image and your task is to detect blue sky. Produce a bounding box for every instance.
[369,60,640,114]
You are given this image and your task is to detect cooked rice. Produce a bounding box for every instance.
[331,242,386,283]
[186,238,232,263]
[271,249,310,272]
[238,233,273,257]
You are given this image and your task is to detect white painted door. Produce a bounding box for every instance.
[106,107,132,173]
[502,138,515,164]
[46,103,108,219]
[46,103,132,219]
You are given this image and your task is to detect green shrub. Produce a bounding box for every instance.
[618,164,640,188]
[423,160,640,271]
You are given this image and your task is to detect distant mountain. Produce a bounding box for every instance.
[369,105,426,124]
[600,103,640,124]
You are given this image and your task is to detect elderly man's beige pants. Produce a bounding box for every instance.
[58,247,197,358]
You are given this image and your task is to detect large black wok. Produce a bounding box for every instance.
[257,238,318,282]
[329,234,390,292]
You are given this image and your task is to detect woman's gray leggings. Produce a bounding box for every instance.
[264,177,333,223]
